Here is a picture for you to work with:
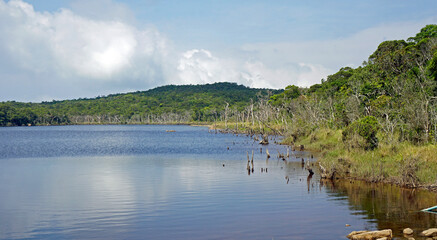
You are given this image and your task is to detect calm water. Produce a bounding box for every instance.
[0,125,435,240]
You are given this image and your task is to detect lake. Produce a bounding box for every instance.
[0,125,436,240]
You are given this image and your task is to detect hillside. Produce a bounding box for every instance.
[0,82,280,126]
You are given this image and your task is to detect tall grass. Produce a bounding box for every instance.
[294,128,437,186]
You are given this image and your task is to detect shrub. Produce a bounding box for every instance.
[343,116,380,150]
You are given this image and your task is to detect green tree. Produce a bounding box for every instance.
[407,24,437,43]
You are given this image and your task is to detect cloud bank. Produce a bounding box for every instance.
[0,0,170,101]
[0,0,434,102]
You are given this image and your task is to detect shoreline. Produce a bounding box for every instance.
[1,122,210,127]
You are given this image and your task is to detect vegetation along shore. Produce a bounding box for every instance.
[1,25,437,190]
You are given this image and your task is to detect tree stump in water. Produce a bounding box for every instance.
[259,135,269,145]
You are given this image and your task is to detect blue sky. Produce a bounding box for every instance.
[28,0,437,48]
[1,0,436,102]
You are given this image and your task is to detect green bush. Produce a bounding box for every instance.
[343,116,380,150]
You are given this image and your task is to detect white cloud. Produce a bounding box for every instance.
[176,49,243,85]
[52,11,138,78]
[0,0,171,101]
[241,61,331,89]
[12,0,168,80]
[175,49,331,89]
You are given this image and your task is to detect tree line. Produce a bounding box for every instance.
[0,82,278,126]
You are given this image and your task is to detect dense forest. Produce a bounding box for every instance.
[0,82,279,126]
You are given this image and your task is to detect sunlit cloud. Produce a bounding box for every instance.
[0,0,170,101]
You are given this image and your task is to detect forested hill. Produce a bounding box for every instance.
[0,82,280,126]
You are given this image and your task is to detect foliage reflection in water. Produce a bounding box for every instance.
[322,179,437,239]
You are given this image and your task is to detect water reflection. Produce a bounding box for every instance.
[248,154,437,239]
[322,179,437,238]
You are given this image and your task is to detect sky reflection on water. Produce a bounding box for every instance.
[0,125,435,240]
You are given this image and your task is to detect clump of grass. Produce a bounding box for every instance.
[398,144,437,184]
[293,128,342,152]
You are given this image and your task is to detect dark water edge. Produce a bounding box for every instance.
[321,180,437,238]
[0,125,436,240]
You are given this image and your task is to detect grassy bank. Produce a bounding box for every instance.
[283,128,437,190]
